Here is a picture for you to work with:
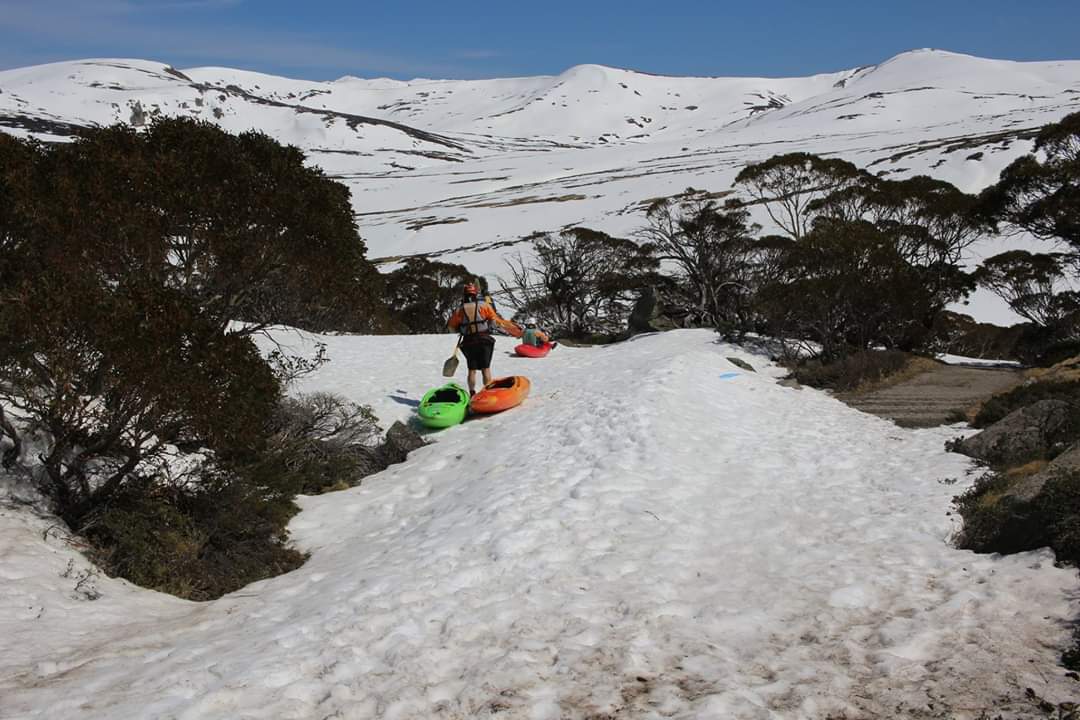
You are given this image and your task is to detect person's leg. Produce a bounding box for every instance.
[462,342,482,395]
[479,340,494,388]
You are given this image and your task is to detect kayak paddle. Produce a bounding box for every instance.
[442,337,462,377]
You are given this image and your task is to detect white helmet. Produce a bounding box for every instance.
[525,317,537,326]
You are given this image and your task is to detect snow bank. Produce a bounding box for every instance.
[937,353,1024,368]
[1,330,1077,718]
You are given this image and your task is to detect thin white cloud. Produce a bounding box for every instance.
[0,0,244,15]
[0,1,486,78]
[454,49,503,60]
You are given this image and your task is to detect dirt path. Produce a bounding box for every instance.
[839,363,1023,428]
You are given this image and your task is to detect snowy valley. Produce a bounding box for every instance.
[2,49,1079,322]
[3,48,1080,720]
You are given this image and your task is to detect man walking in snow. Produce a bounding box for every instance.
[447,282,521,395]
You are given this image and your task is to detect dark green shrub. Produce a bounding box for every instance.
[792,349,911,392]
[956,466,1080,672]
[81,392,379,600]
[0,121,395,599]
[974,380,1080,428]
[953,472,1034,555]
[383,258,477,333]
[955,469,1080,566]
[86,475,305,601]
[1036,337,1080,367]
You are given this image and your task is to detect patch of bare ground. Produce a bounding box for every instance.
[403,216,468,231]
[467,193,589,208]
[839,359,1024,428]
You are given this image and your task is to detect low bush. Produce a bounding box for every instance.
[974,380,1080,428]
[1037,337,1080,367]
[80,392,381,601]
[791,349,911,392]
[954,469,1080,566]
[256,392,382,495]
[85,475,306,601]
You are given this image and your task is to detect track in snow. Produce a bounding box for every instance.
[1,330,1077,719]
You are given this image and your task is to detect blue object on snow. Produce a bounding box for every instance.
[719,372,741,379]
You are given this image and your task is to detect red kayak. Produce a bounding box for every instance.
[514,342,555,358]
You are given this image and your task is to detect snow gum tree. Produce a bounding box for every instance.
[733,152,868,240]
[975,251,1079,331]
[500,228,660,336]
[756,217,964,358]
[984,111,1080,250]
[637,195,762,335]
[977,111,1080,358]
[733,153,985,357]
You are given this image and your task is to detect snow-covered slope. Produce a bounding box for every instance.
[1,330,1078,718]
[2,50,1079,323]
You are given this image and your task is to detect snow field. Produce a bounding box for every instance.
[2,52,1079,325]
[1,330,1077,718]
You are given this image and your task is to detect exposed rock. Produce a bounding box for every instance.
[1009,442,1080,503]
[129,100,146,126]
[377,421,427,467]
[954,399,1072,466]
[628,287,679,334]
[777,378,803,390]
[350,421,427,479]
[727,357,756,373]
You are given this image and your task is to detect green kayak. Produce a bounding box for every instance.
[417,382,470,429]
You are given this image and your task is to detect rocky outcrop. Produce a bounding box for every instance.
[376,421,427,467]
[351,421,427,479]
[628,287,680,334]
[954,399,1073,466]
[726,357,756,373]
[1006,442,1080,504]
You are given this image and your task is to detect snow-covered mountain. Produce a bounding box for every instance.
[2,330,1078,717]
[2,50,1079,322]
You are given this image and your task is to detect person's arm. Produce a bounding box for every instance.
[482,305,522,337]
[447,307,463,332]
[537,331,550,343]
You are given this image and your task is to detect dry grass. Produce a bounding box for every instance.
[403,215,468,231]
[468,193,588,208]
[1005,459,1050,479]
[1025,353,1080,383]
[847,355,939,395]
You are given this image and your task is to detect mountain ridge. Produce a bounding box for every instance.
[2,49,1078,324]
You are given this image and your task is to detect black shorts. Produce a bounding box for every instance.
[461,337,495,370]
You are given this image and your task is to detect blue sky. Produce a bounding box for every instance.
[1,0,1078,80]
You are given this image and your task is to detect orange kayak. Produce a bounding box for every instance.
[470,375,531,414]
